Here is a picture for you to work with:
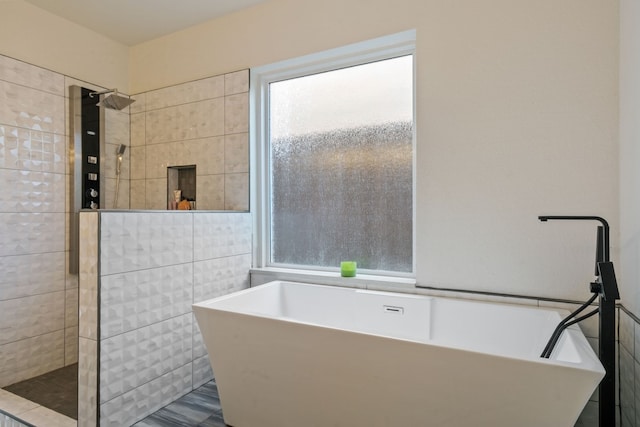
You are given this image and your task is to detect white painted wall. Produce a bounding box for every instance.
[0,0,129,91]
[620,0,640,318]
[132,0,619,301]
[0,0,620,302]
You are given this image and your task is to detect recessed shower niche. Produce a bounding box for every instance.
[168,165,196,209]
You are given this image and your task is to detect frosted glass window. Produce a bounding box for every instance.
[269,55,413,273]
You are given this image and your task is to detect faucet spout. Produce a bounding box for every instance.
[537,215,608,229]
[537,215,610,270]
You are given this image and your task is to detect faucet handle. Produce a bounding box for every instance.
[596,262,620,301]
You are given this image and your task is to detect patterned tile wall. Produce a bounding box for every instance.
[619,308,640,427]
[78,211,99,426]
[78,211,251,427]
[0,53,133,390]
[129,70,249,211]
[0,54,69,387]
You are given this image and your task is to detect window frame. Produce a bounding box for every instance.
[250,30,417,278]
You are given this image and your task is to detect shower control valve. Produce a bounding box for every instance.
[87,188,98,198]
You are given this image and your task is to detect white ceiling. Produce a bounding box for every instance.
[23,0,267,46]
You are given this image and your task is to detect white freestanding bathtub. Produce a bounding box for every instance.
[192,281,604,427]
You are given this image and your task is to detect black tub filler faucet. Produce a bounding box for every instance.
[538,215,619,427]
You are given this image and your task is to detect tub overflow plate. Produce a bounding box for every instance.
[383,305,404,314]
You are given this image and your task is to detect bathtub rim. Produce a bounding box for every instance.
[193,280,605,375]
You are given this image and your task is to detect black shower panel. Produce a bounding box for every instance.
[81,87,100,209]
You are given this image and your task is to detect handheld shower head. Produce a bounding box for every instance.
[115,144,126,175]
[114,144,127,208]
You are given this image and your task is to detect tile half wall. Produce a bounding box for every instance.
[78,211,251,427]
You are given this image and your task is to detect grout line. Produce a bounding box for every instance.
[619,304,640,324]
[191,211,196,391]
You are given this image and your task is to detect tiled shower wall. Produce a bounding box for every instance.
[79,210,251,427]
[0,53,131,388]
[1,55,69,386]
[129,70,249,211]
[619,308,640,426]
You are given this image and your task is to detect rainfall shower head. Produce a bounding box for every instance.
[89,88,135,110]
[100,94,135,110]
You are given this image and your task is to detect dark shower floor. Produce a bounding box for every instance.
[3,364,77,420]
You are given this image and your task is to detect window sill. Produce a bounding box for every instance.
[249,267,416,293]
